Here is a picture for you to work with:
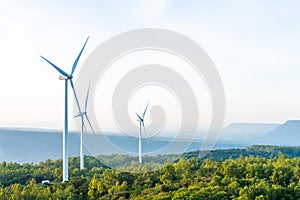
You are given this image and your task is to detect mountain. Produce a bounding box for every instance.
[220,121,300,145]
[0,128,82,163]
[220,123,279,141]
[263,120,300,145]
[0,128,245,163]
[1,121,299,164]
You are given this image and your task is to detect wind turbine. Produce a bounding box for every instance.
[41,37,89,182]
[74,80,95,170]
[135,102,149,164]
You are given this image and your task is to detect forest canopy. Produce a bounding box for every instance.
[1,145,300,199]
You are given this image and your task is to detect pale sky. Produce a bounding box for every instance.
[0,0,300,131]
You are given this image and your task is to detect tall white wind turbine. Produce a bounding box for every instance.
[74,80,95,170]
[41,37,89,182]
[135,102,149,164]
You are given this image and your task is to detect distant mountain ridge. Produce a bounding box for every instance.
[263,120,300,145]
[0,127,73,133]
[1,120,300,163]
[223,123,279,134]
[220,123,279,141]
[0,128,244,163]
[0,129,81,163]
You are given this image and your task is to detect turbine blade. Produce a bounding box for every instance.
[83,120,87,134]
[84,79,91,112]
[142,121,150,149]
[143,101,150,118]
[70,37,89,76]
[139,121,142,139]
[73,113,81,118]
[142,121,145,129]
[135,112,143,121]
[85,114,95,134]
[70,79,82,114]
[40,56,69,77]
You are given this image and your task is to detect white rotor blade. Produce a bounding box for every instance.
[83,119,87,134]
[70,79,82,114]
[135,112,143,121]
[84,79,91,112]
[143,101,150,119]
[73,113,81,118]
[84,114,95,134]
[142,121,150,149]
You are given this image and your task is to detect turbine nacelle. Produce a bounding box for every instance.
[59,75,69,80]
[137,118,144,122]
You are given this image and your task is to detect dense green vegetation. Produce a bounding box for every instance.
[182,145,300,161]
[1,145,300,199]
[96,154,178,172]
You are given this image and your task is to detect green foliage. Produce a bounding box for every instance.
[1,145,300,199]
[182,145,300,161]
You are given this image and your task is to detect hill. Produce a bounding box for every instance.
[1,121,300,164]
[0,128,82,163]
[0,128,245,163]
[263,120,300,145]
[220,123,279,141]
[181,145,300,161]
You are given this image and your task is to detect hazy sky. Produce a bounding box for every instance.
[0,0,300,131]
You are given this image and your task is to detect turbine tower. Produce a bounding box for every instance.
[41,37,89,182]
[135,102,149,164]
[74,80,95,170]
